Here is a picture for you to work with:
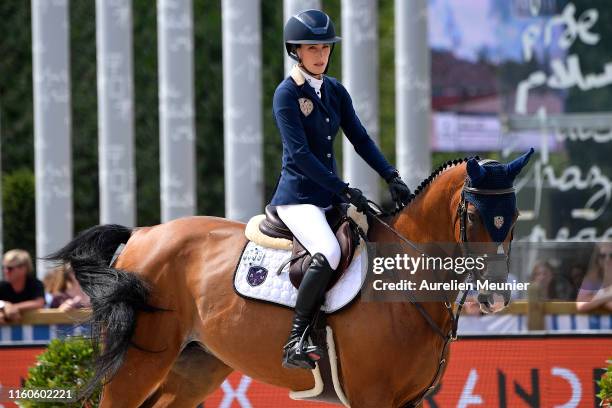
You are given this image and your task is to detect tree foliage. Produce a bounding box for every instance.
[0,0,509,242]
[2,169,36,258]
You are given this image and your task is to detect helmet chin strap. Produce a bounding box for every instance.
[298,63,324,79]
[322,43,335,75]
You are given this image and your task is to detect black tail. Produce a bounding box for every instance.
[46,224,162,398]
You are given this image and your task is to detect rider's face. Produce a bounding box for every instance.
[297,44,331,77]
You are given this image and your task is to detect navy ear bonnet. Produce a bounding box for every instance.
[464,148,534,243]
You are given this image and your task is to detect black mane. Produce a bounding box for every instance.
[387,155,479,215]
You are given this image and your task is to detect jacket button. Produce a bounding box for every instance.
[327,136,332,140]
[327,153,332,158]
[325,118,330,122]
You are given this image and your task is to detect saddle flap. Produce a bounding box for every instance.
[289,217,359,290]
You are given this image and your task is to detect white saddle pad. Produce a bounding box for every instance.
[234,241,367,313]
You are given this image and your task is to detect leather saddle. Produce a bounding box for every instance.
[259,204,361,290]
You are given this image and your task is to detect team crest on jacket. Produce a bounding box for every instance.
[494,216,504,229]
[298,98,314,117]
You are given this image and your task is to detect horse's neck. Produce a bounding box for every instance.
[376,167,467,336]
[390,166,464,243]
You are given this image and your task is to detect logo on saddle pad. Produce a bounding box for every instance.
[298,98,314,117]
[493,216,504,229]
[247,266,268,287]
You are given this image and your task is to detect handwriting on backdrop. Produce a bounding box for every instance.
[516,3,610,114]
[555,126,612,143]
[513,2,612,241]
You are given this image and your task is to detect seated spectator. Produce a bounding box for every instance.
[577,241,612,312]
[0,249,45,324]
[530,260,560,301]
[42,269,58,306]
[556,263,587,301]
[45,264,90,311]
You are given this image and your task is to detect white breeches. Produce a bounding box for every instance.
[276,204,341,270]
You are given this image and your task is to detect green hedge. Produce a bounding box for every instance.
[21,337,100,408]
[599,359,612,407]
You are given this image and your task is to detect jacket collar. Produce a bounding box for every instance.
[290,65,306,86]
[289,65,329,114]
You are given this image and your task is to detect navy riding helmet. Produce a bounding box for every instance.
[284,9,341,72]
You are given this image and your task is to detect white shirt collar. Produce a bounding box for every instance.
[298,66,323,99]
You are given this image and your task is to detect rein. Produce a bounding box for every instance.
[365,203,466,408]
[365,199,465,340]
[363,179,516,408]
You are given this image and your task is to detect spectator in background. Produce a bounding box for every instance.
[557,263,587,301]
[577,241,612,312]
[44,264,89,311]
[530,260,560,301]
[0,249,45,323]
[42,270,57,306]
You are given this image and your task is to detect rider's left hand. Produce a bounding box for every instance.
[386,173,411,207]
[341,186,371,214]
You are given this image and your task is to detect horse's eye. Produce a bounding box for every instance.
[467,212,476,223]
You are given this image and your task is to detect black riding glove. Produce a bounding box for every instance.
[386,172,411,207]
[341,187,370,214]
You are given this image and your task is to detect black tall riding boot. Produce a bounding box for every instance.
[282,252,334,369]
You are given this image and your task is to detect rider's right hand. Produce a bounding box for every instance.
[341,187,370,214]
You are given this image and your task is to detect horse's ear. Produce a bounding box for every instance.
[507,148,535,179]
[466,158,486,185]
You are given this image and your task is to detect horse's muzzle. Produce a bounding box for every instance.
[475,247,511,313]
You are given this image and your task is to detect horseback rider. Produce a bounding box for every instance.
[271,9,411,369]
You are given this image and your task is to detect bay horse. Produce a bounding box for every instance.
[48,150,533,407]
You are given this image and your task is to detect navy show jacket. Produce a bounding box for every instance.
[269,66,396,208]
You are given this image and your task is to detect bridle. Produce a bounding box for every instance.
[370,175,517,330]
[456,165,517,307]
[457,186,517,243]
[366,164,518,408]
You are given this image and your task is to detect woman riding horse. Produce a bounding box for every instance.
[42,7,535,404]
[272,9,411,369]
[46,149,534,407]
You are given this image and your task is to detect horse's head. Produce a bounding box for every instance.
[458,148,534,313]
